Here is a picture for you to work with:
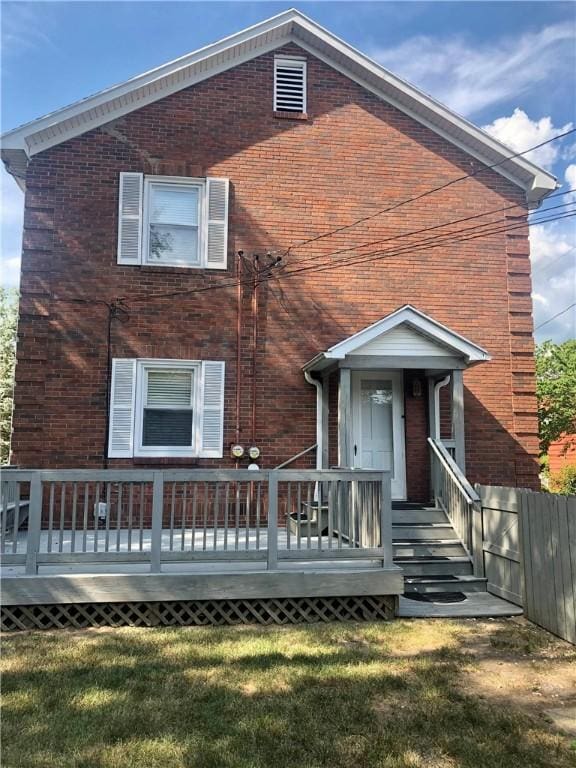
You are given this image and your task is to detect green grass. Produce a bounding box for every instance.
[1,619,573,768]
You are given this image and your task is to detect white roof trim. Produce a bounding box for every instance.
[1,8,557,202]
[303,305,490,371]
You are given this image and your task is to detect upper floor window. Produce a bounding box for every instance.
[274,56,306,114]
[117,173,229,269]
[145,179,202,267]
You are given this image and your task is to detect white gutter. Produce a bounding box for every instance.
[304,371,323,470]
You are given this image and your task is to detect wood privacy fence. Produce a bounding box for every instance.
[476,486,576,644]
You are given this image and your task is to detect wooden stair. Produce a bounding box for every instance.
[392,503,486,595]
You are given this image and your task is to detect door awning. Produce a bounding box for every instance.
[302,305,490,373]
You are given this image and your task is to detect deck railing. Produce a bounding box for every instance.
[0,468,393,574]
[429,437,481,560]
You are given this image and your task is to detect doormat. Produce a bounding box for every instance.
[403,592,467,604]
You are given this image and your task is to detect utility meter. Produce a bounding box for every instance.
[231,444,245,459]
[248,446,261,460]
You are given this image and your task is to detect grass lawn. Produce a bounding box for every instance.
[2,617,575,768]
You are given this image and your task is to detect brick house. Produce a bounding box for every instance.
[2,9,556,502]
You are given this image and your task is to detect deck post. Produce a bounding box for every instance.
[25,474,42,575]
[150,471,164,573]
[380,472,393,567]
[472,485,485,578]
[267,471,278,570]
[451,370,466,472]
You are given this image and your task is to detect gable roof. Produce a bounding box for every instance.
[1,8,556,202]
[303,305,491,371]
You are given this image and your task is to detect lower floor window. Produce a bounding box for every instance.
[141,368,196,449]
[108,358,225,459]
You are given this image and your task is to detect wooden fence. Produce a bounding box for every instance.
[477,486,576,644]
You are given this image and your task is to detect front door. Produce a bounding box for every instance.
[352,371,406,500]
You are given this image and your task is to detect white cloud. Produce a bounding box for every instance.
[565,163,576,195]
[531,218,576,343]
[1,167,24,289]
[482,109,572,169]
[372,22,575,117]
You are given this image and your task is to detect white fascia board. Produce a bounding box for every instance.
[0,7,557,200]
[290,19,556,198]
[1,9,299,154]
[324,305,490,363]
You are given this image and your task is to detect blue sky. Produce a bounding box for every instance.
[2,1,575,341]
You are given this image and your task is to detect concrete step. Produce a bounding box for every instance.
[393,540,468,558]
[394,557,473,577]
[404,574,487,595]
[392,524,459,540]
[392,508,447,524]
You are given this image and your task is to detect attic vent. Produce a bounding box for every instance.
[274,57,306,113]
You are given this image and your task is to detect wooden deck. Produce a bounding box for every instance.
[1,468,404,611]
[398,592,523,618]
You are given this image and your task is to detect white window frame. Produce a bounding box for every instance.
[134,359,201,457]
[142,176,206,268]
[274,56,307,114]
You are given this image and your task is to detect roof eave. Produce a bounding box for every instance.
[0,8,557,202]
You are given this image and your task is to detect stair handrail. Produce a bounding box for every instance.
[427,437,480,504]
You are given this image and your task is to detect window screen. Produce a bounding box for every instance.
[147,183,200,265]
[142,369,194,447]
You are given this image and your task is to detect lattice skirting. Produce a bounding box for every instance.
[1,595,396,631]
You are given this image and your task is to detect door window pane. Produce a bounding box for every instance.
[360,379,394,471]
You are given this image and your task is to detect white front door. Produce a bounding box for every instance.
[352,371,406,500]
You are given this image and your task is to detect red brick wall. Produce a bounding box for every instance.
[12,43,540,492]
[549,434,576,475]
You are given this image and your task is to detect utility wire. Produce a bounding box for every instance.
[270,211,576,285]
[40,207,575,308]
[535,302,576,331]
[532,244,576,276]
[280,127,575,257]
[281,195,576,271]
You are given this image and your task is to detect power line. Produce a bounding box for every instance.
[535,302,576,331]
[282,194,576,272]
[271,211,576,285]
[116,208,576,304]
[280,127,575,257]
[532,244,576,276]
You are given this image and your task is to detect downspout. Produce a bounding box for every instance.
[235,251,243,467]
[304,370,323,470]
[251,254,259,445]
[433,375,451,442]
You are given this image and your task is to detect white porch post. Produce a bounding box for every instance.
[338,367,352,467]
[451,369,466,472]
[321,372,330,469]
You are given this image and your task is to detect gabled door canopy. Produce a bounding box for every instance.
[303,305,490,373]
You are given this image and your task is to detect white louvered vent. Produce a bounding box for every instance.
[108,359,136,457]
[117,173,143,264]
[200,361,225,457]
[205,178,229,269]
[274,57,306,113]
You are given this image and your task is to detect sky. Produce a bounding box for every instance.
[1,1,575,343]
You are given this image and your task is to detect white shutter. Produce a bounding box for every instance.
[199,361,225,457]
[108,359,136,458]
[117,172,143,265]
[205,178,229,270]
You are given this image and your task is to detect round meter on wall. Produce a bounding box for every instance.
[231,444,245,459]
[248,446,261,460]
